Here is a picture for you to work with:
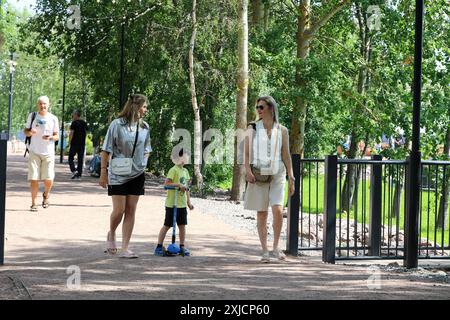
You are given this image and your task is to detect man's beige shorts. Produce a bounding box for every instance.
[28,152,55,181]
[244,167,286,211]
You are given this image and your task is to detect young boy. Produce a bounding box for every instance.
[154,150,194,256]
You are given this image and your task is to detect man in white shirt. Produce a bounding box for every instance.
[23,96,59,212]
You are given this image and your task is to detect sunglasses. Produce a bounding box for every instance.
[256,105,265,110]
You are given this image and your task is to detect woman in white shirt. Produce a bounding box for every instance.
[244,96,295,263]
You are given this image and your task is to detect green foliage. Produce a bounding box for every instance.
[85,133,94,155]
[0,0,446,191]
[0,5,63,137]
[300,173,449,246]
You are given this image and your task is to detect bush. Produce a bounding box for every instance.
[85,134,94,155]
[56,133,95,155]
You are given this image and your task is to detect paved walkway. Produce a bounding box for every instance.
[1,153,449,300]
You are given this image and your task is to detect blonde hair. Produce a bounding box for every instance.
[255,95,279,123]
[118,93,148,126]
[36,96,50,105]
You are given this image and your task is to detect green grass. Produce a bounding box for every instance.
[217,180,232,190]
[296,173,449,247]
[217,172,448,247]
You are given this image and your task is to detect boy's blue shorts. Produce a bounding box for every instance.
[164,206,188,227]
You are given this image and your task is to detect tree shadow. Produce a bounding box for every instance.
[2,234,450,300]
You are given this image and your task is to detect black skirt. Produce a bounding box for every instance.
[108,173,145,196]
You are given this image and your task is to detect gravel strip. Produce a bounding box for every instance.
[191,196,288,242]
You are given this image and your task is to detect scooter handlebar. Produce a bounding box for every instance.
[164,186,190,191]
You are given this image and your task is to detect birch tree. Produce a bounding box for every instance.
[188,0,203,191]
[291,0,351,156]
[231,0,249,201]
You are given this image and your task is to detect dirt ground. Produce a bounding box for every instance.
[1,153,449,300]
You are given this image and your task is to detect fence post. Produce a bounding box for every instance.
[404,0,424,268]
[369,155,382,256]
[404,153,421,268]
[287,154,300,256]
[322,155,337,264]
[0,134,8,265]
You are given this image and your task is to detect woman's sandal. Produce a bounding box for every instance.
[105,232,117,255]
[42,192,50,209]
[30,205,38,212]
[119,250,139,259]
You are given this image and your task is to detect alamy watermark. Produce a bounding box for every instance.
[66,265,81,290]
[366,265,382,290]
[367,5,381,31]
[170,122,282,173]
[66,5,81,30]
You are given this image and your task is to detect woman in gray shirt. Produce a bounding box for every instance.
[99,94,152,259]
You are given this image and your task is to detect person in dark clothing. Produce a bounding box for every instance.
[68,110,88,179]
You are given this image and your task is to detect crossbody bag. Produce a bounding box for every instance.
[110,122,139,176]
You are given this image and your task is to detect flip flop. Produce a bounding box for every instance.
[119,250,139,259]
[105,232,117,255]
[30,205,38,212]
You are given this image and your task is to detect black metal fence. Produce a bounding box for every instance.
[286,155,450,263]
[419,161,450,258]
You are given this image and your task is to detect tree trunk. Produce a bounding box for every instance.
[0,32,4,51]
[341,132,358,213]
[437,125,450,229]
[247,89,257,123]
[391,172,404,220]
[188,0,203,193]
[290,0,350,156]
[251,0,264,30]
[342,3,373,213]
[263,0,270,31]
[352,133,370,208]
[352,164,362,208]
[231,0,249,201]
[291,0,311,156]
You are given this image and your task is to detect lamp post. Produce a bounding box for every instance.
[119,20,126,109]
[0,0,5,266]
[404,0,424,269]
[0,132,5,265]
[0,49,15,265]
[7,52,17,140]
[0,0,12,266]
[60,61,66,164]
[28,73,33,113]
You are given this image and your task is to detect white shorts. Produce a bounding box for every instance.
[244,166,286,211]
[28,151,55,181]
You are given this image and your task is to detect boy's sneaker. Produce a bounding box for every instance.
[180,247,190,257]
[272,248,286,261]
[154,246,166,256]
[260,251,270,263]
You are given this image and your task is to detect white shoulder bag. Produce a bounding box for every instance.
[110,122,139,176]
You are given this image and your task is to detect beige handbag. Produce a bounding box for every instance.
[251,165,272,183]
